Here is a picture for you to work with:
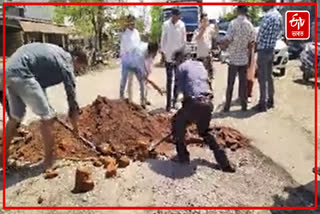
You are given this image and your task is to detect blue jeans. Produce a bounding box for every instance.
[120,64,146,105]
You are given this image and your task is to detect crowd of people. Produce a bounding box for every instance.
[2,3,284,173]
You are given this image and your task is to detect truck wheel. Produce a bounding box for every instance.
[280,68,286,77]
[303,73,309,82]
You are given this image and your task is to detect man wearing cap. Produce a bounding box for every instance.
[192,13,218,83]
[170,49,235,173]
[254,1,282,112]
[160,8,187,112]
[120,15,142,102]
[3,43,87,169]
[221,5,255,112]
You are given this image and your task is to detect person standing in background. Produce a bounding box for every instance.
[221,6,255,112]
[254,1,282,112]
[193,13,218,84]
[120,15,141,102]
[161,8,186,112]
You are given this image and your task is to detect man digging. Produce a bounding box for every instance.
[3,43,87,169]
[120,42,162,108]
[171,49,235,173]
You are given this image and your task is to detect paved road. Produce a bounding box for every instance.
[2,58,319,195]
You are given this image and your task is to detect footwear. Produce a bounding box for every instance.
[172,154,190,164]
[221,164,236,173]
[223,104,230,112]
[241,105,247,111]
[247,97,252,103]
[252,104,267,112]
[267,99,274,109]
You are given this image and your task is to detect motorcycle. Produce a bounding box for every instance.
[300,42,320,82]
[272,38,289,77]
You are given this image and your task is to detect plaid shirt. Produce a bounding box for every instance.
[257,8,283,50]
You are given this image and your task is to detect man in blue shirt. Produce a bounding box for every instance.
[254,1,282,112]
[171,49,235,173]
[4,43,87,169]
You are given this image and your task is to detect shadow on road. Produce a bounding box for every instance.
[0,162,45,190]
[293,79,320,89]
[213,108,260,120]
[271,181,320,214]
[147,158,220,179]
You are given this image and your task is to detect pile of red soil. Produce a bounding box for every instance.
[6,96,250,165]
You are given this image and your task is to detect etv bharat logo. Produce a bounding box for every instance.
[289,13,305,30]
[286,11,310,40]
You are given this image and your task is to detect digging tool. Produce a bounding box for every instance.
[55,118,100,155]
[146,78,165,96]
[148,132,173,152]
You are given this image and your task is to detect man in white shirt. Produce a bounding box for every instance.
[160,8,186,112]
[120,15,141,102]
[193,13,218,82]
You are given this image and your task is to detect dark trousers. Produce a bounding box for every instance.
[172,97,231,168]
[257,50,274,106]
[247,80,254,98]
[225,64,247,110]
[0,91,10,117]
[165,62,178,110]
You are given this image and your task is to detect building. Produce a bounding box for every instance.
[0,4,72,57]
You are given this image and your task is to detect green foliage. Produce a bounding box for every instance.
[247,0,263,26]
[135,18,145,33]
[223,10,237,22]
[222,0,262,26]
[150,5,163,43]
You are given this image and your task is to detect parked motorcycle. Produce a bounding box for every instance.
[300,42,320,82]
[273,38,289,77]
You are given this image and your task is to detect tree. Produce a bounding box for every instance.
[53,0,106,50]
[222,0,262,26]
[150,5,163,43]
[135,17,145,34]
[53,0,131,51]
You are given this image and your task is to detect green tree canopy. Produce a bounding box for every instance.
[222,0,262,26]
[150,5,163,43]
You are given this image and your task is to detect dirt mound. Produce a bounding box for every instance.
[7,96,250,166]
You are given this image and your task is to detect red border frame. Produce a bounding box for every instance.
[1,1,318,211]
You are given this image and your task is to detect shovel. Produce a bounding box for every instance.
[148,132,173,152]
[55,118,100,155]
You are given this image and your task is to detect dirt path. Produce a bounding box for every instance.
[1,59,318,211]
